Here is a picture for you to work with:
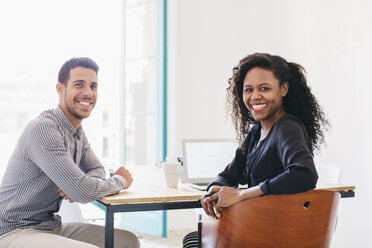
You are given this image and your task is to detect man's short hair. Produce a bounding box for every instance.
[58,57,99,84]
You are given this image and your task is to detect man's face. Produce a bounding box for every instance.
[57,66,98,127]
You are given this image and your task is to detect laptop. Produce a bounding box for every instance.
[181,139,239,190]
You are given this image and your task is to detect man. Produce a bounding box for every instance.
[0,57,140,248]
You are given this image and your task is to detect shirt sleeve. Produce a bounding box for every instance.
[78,136,105,178]
[79,139,128,189]
[207,146,248,191]
[259,118,318,195]
[25,118,126,204]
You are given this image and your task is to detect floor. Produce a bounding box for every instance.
[80,204,194,248]
[137,229,193,248]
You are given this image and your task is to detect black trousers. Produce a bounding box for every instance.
[183,231,199,248]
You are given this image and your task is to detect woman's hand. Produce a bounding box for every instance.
[201,186,221,219]
[202,186,263,219]
[214,187,243,211]
[202,186,243,219]
[203,186,243,218]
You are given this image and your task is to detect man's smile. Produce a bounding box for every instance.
[75,98,95,111]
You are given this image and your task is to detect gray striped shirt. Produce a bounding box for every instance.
[0,107,127,236]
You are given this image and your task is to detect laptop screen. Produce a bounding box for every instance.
[182,139,238,184]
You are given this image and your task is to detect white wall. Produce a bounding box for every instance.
[167,0,247,230]
[167,0,246,157]
[167,0,371,246]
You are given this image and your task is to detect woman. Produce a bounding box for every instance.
[183,53,328,247]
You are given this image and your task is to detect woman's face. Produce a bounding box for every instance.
[242,66,288,125]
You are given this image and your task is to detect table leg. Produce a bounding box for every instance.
[340,190,355,198]
[105,206,114,248]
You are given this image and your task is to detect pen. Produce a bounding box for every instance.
[204,192,216,198]
[177,157,183,165]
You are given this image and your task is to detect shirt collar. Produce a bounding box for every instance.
[55,106,83,137]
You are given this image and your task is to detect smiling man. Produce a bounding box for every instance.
[0,58,140,248]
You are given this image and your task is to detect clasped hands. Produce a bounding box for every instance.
[58,166,133,203]
[110,166,133,188]
[201,186,243,219]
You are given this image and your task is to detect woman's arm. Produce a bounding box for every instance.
[201,144,249,218]
[207,145,248,191]
[260,116,318,195]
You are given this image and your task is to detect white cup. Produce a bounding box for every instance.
[162,157,181,188]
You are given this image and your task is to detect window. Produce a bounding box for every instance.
[0,0,167,234]
[0,0,166,179]
[123,0,166,165]
[0,0,124,177]
[119,0,168,237]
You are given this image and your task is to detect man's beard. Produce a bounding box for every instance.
[64,96,88,120]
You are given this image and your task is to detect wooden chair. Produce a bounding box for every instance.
[316,164,342,184]
[199,190,340,248]
[58,201,84,223]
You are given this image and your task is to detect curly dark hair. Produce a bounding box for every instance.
[226,53,329,153]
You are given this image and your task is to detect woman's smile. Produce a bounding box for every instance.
[250,104,268,112]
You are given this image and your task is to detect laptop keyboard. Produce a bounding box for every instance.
[193,183,208,186]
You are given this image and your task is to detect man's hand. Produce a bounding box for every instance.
[110,166,133,189]
[58,188,74,203]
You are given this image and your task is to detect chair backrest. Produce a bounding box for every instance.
[200,190,340,248]
[57,201,84,223]
[316,164,342,184]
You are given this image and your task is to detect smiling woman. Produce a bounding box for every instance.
[228,53,329,153]
[204,52,329,216]
[184,53,329,248]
